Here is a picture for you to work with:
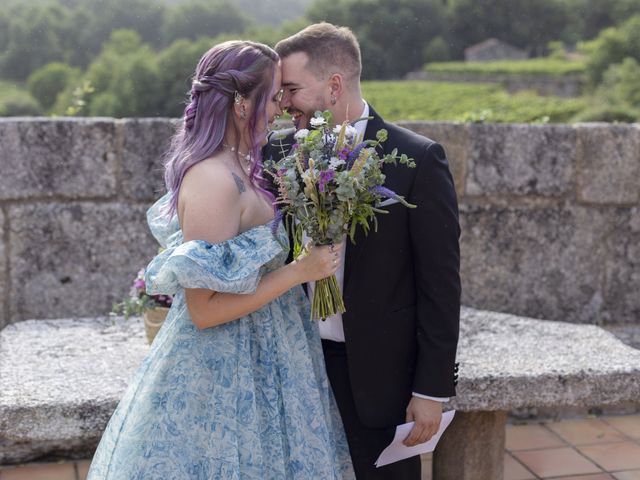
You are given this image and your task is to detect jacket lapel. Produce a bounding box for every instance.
[344,105,388,291]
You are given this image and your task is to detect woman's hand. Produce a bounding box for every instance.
[292,243,342,283]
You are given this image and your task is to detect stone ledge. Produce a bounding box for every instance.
[1,308,639,463]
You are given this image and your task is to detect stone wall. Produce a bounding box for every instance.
[0,118,638,328]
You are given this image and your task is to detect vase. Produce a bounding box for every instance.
[143,307,169,344]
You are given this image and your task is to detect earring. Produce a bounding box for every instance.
[234,91,243,105]
[330,96,337,105]
[240,107,246,120]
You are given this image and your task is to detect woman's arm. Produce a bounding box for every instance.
[178,160,339,329]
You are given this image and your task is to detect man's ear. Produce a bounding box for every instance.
[328,73,344,104]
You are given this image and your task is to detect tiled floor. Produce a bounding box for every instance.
[1,415,639,480]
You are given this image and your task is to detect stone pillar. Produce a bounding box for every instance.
[432,410,507,480]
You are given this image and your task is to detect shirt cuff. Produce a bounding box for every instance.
[412,392,450,402]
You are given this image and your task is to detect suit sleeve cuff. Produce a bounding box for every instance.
[412,392,449,402]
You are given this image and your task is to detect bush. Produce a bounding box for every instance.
[27,62,80,111]
[572,105,639,122]
[0,92,43,116]
[597,57,640,108]
[361,81,586,123]
[583,15,640,85]
[423,58,587,77]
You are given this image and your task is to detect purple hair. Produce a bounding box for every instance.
[163,40,278,215]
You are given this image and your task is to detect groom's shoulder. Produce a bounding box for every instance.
[384,120,438,155]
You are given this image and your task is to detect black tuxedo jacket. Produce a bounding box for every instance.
[263,106,460,429]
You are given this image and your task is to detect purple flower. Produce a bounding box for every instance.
[369,185,397,199]
[271,209,284,236]
[318,170,335,193]
[337,147,350,161]
[347,142,368,168]
[133,279,146,290]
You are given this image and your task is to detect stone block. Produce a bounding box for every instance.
[451,308,640,411]
[8,202,158,322]
[433,411,507,480]
[0,316,148,463]
[400,122,468,196]
[0,208,5,329]
[465,124,575,196]
[459,204,607,323]
[120,119,177,201]
[602,207,640,324]
[577,123,640,204]
[0,118,118,200]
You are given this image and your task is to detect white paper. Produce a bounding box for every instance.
[375,410,455,468]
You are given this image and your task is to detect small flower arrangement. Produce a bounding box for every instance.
[112,268,173,319]
[266,110,415,320]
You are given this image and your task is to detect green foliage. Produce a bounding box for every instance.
[583,15,640,85]
[161,0,248,46]
[0,82,43,116]
[84,30,163,117]
[571,104,639,123]
[594,57,640,109]
[361,81,587,123]
[307,0,448,79]
[446,0,570,57]
[424,37,451,63]
[27,62,80,111]
[424,59,587,77]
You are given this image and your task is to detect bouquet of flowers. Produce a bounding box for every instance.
[112,268,173,319]
[267,110,415,320]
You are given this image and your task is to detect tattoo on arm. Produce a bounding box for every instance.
[231,172,246,193]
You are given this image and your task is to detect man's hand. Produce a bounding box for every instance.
[403,397,443,447]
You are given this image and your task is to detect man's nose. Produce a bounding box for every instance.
[281,91,292,109]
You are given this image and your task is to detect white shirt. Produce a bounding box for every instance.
[309,100,448,403]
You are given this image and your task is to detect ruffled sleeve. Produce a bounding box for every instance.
[144,226,285,296]
[146,193,182,249]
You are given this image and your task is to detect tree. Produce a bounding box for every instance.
[583,15,640,85]
[162,0,249,46]
[447,0,570,58]
[0,3,77,81]
[597,57,640,108]
[307,0,448,79]
[27,62,80,111]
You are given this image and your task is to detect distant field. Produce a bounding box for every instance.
[362,80,587,123]
[423,59,586,77]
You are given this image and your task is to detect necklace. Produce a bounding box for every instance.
[222,143,253,175]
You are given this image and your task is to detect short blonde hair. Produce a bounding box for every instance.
[275,22,361,82]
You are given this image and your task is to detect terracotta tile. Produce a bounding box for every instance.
[504,453,536,480]
[604,415,640,439]
[76,460,92,480]
[548,418,627,445]
[507,424,566,451]
[514,447,602,478]
[547,474,614,479]
[578,442,640,471]
[0,462,76,480]
[613,470,640,480]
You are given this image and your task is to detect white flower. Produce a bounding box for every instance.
[332,124,358,139]
[329,157,346,170]
[294,129,309,141]
[310,116,327,127]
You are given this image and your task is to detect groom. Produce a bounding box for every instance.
[265,23,460,479]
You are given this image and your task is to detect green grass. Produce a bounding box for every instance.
[0,81,28,101]
[424,58,586,77]
[362,80,587,123]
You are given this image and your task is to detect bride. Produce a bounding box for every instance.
[87,40,354,479]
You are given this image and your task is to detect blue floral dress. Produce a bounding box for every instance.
[87,194,354,480]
